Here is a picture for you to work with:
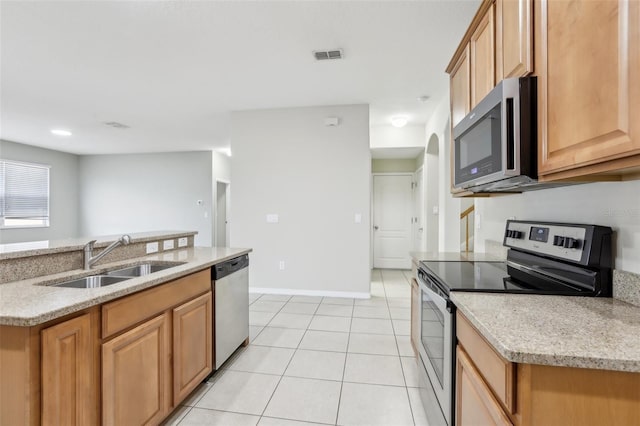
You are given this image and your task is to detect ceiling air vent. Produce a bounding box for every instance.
[103,121,130,129]
[313,49,343,61]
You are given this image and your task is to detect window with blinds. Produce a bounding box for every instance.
[0,160,50,228]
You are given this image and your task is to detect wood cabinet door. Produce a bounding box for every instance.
[102,313,171,426]
[173,292,213,403]
[456,346,512,426]
[470,3,496,108]
[410,278,420,356]
[41,313,95,426]
[536,0,640,178]
[496,0,533,79]
[450,45,471,127]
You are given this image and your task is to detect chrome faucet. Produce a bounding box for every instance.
[83,234,131,269]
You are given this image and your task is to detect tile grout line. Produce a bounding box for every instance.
[256,294,324,424]
[382,269,418,426]
[334,297,354,426]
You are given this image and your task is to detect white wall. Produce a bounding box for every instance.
[79,152,213,246]
[371,159,417,173]
[425,135,440,252]
[423,94,461,252]
[370,125,425,149]
[475,180,640,274]
[0,140,80,243]
[231,105,371,297]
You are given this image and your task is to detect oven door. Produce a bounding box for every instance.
[416,272,453,425]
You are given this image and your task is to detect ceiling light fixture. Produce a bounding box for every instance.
[391,116,408,128]
[50,129,72,136]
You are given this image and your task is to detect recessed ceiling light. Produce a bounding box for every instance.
[391,116,408,128]
[50,129,72,136]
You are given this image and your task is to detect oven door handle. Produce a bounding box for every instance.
[417,274,449,314]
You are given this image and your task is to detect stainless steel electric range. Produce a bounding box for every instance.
[415,220,613,425]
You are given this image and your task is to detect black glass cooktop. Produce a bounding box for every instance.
[418,260,597,296]
[420,261,514,293]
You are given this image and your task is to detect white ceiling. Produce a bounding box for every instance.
[0,0,479,155]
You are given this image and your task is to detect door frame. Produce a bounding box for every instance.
[214,178,230,247]
[370,172,415,269]
[413,165,425,253]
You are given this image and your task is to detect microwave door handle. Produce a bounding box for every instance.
[504,97,517,173]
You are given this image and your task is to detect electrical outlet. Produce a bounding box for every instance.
[146,242,159,254]
[163,240,174,250]
[279,261,285,270]
[267,214,279,223]
[178,237,188,247]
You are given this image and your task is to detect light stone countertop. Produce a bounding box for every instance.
[451,292,640,373]
[0,230,198,260]
[0,246,250,326]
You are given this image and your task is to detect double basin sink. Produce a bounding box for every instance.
[52,262,185,289]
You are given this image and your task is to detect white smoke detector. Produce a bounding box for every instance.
[324,117,340,127]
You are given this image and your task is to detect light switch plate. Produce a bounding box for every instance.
[178,237,188,247]
[163,240,174,250]
[146,242,159,254]
[354,213,362,223]
[266,214,279,223]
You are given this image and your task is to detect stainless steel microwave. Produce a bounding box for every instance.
[453,77,537,192]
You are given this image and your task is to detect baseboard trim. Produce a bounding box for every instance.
[249,287,371,299]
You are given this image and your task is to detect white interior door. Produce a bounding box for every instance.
[216,181,228,246]
[373,174,413,269]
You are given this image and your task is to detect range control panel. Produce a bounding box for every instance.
[503,220,613,267]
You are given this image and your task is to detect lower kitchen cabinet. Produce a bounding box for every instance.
[41,311,99,426]
[173,291,213,402]
[102,313,171,426]
[0,268,214,425]
[456,311,640,426]
[456,346,512,426]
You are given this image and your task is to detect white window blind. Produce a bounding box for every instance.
[0,160,50,228]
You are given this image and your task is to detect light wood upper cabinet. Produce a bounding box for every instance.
[450,45,471,128]
[102,313,171,426]
[496,0,533,80]
[470,3,496,108]
[173,292,213,402]
[41,313,97,426]
[536,0,640,179]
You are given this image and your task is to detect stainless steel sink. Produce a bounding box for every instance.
[48,261,185,289]
[106,262,185,278]
[52,275,130,289]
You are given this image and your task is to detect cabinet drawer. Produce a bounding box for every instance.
[457,346,513,426]
[102,269,210,339]
[456,311,515,413]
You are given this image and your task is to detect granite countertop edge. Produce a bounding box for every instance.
[0,247,251,327]
[0,231,199,260]
[451,292,640,373]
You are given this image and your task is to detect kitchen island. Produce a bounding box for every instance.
[0,232,251,425]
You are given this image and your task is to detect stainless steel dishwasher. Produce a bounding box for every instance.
[212,254,249,369]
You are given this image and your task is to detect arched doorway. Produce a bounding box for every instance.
[425,134,440,252]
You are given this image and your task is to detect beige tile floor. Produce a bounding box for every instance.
[163,269,435,426]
